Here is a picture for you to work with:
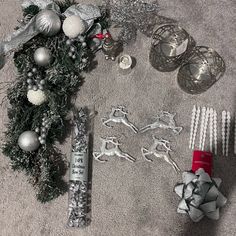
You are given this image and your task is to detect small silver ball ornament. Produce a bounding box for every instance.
[27,79,33,84]
[34,47,52,67]
[35,10,61,36]
[18,131,40,152]
[27,72,33,77]
[40,80,45,85]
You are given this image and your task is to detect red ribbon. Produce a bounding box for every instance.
[191,150,213,176]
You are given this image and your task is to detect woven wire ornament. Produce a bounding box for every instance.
[177,46,226,94]
[149,24,196,72]
[104,0,174,44]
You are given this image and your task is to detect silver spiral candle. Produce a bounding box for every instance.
[67,107,91,228]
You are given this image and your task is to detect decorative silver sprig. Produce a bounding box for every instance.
[104,0,173,43]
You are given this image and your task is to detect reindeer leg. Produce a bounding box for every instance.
[141,148,153,162]
[139,125,152,133]
[128,122,139,133]
[102,119,113,128]
[163,155,180,173]
[115,151,136,162]
[172,126,183,134]
[123,153,136,162]
[123,120,138,133]
[93,152,107,163]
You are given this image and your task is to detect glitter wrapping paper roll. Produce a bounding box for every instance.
[67,107,92,228]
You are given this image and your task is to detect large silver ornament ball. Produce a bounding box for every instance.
[34,47,52,67]
[36,10,61,36]
[18,131,40,152]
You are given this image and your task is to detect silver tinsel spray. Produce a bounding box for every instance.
[67,107,92,227]
[104,0,174,44]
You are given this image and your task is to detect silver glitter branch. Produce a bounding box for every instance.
[104,0,174,44]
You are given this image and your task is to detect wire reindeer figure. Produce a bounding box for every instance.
[93,137,136,163]
[140,111,183,134]
[141,136,180,173]
[102,105,138,133]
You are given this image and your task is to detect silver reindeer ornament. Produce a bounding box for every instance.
[102,106,138,133]
[93,137,136,163]
[141,136,180,173]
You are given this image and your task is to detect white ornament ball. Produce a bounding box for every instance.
[34,47,52,67]
[62,15,86,38]
[27,90,47,106]
[35,10,61,36]
[18,131,40,152]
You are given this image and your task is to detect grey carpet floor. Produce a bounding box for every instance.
[0,0,235,235]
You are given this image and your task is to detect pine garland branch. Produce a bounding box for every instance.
[2,1,109,202]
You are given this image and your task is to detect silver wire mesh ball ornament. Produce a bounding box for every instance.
[149,25,196,72]
[177,46,226,94]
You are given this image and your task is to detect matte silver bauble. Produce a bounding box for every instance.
[18,131,40,152]
[35,10,61,36]
[34,47,52,67]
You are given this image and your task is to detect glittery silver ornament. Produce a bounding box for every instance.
[18,131,40,152]
[35,10,61,36]
[27,89,47,105]
[34,47,52,67]
[105,0,173,44]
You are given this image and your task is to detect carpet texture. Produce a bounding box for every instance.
[0,0,235,236]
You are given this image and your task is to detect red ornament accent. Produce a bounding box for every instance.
[91,32,112,40]
[191,150,213,176]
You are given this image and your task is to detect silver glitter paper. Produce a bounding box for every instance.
[67,108,91,228]
[104,0,173,44]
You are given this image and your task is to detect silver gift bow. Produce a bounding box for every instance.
[174,168,227,222]
[0,0,102,70]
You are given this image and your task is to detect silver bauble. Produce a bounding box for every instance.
[18,131,40,152]
[34,47,52,67]
[35,10,61,36]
